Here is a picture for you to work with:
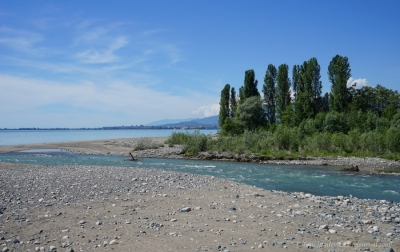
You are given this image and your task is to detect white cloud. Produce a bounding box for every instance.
[0,74,219,127]
[0,26,43,54]
[192,104,219,118]
[76,36,128,64]
[347,77,369,89]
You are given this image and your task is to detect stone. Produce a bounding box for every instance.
[328,229,337,234]
[343,241,353,246]
[362,219,372,224]
[181,207,191,212]
[49,246,57,252]
[109,239,118,245]
[319,225,328,230]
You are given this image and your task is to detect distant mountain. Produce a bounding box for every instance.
[146,115,219,127]
[191,115,218,125]
[146,118,197,126]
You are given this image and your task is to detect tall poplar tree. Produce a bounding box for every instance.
[242,69,260,101]
[263,64,277,123]
[328,55,351,112]
[219,84,231,127]
[308,57,322,114]
[230,87,237,117]
[276,64,291,122]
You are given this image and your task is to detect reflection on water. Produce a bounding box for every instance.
[0,150,399,202]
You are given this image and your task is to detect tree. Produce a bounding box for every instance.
[276,64,291,123]
[236,96,266,131]
[292,65,300,102]
[219,84,231,127]
[308,57,322,114]
[230,87,237,117]
[263,64,277,124]
[328,55,351,112]
[242,69,260,102]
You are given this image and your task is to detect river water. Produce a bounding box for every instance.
[0,149,399,202]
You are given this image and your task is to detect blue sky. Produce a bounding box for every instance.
[1,0,399,128]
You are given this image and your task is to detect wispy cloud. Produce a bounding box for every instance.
[76,36,128,64]
[0,26,43,54]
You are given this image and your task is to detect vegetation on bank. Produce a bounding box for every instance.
[167,54,400,160]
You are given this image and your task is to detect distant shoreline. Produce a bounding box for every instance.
[0,126,219,130]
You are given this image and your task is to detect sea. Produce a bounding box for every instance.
[0,129,399,202]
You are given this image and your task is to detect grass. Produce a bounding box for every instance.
[165,129,400,161]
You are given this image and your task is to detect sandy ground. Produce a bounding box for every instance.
[0,139,399,251]
[0,138,168,156]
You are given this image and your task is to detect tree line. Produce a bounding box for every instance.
[219,54,399,134]
[166,54,400,160]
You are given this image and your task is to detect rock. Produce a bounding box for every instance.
[49,246,57,252]
[109,239,118,245]
[95,220,102,225]
[373,226,379,232]
[328,229,337,234]
[319,225,328,230]
[180,207,191,212]
[343,241,353,246]
[258,244,264,248]
[362,219,372,224]
[2,248,9,252]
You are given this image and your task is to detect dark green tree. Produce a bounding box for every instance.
[276,64,291,123]
[308,57,322,114]
[242,69,260,102]
[328,55,351,112]
[219,84,231,127]
[263,64,277,123]
[230,87,237,117]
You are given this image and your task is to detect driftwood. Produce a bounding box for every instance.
[124,152,137,161]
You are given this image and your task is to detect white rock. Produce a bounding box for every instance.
[343,241,353,246]
[109,239,118,245]
[328,229,337,234]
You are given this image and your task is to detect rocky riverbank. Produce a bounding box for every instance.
[0,162,399,252]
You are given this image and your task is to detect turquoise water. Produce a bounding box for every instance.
[0,129,217,146]
[1,150,399,202]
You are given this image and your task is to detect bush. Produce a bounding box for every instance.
[385,127,400,152]
[323,112,349,133]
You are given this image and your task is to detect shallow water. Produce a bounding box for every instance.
[1,150,399,202]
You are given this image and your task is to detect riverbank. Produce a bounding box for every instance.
[1,137,400,174]
[1,162,399,252]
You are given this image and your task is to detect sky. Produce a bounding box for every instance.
[1,0,399,128]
